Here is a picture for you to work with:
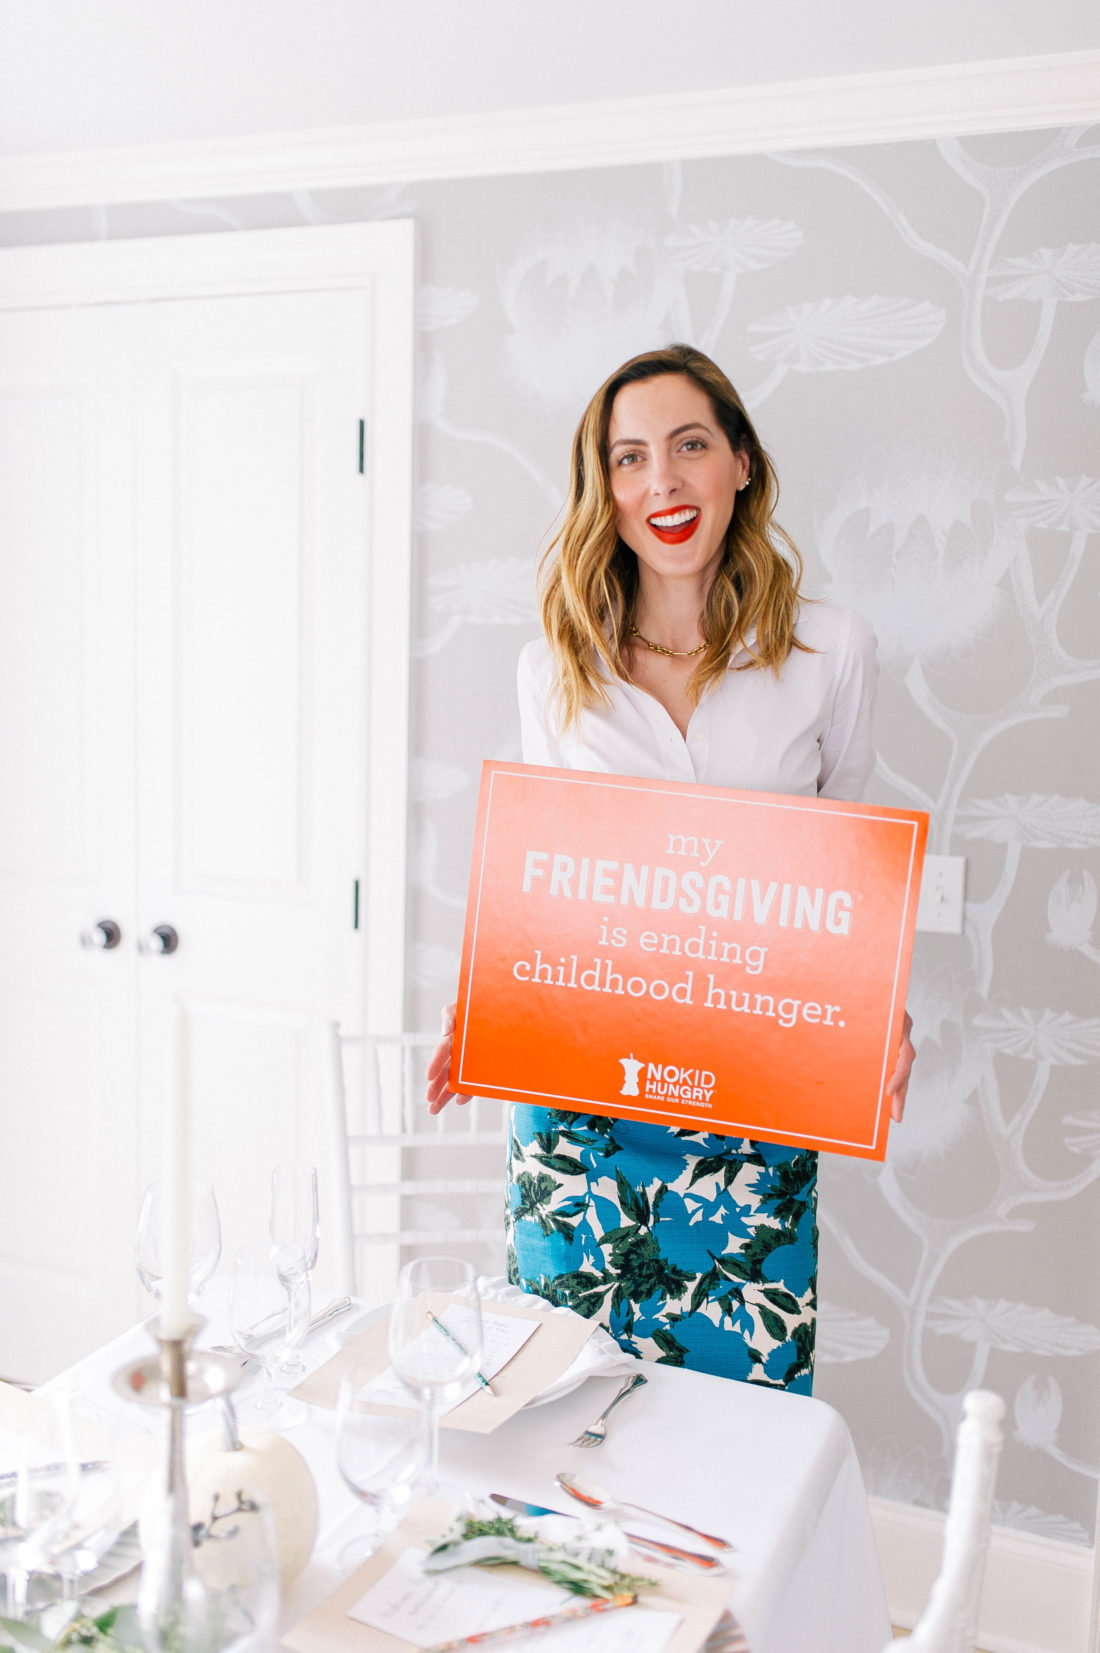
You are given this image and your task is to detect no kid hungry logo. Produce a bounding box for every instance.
[619,1053,716,1106]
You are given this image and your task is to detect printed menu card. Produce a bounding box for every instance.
[284,1497,733,1653]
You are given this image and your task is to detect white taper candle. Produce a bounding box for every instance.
[160,1006,191,1339]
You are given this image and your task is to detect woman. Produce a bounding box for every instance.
[427,343,914,1394]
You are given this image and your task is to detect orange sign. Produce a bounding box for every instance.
[451,763,928,1160]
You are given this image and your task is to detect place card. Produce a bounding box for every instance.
[357,1307,540,1416]
[291,1296,597,1433]
[284,1497,733,1653]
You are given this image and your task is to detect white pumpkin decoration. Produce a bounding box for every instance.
[140,1425,318,1586]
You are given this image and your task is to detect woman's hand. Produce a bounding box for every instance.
[885,1009,915,1122]
[425,1002,473,1115]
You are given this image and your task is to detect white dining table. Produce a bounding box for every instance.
[43,1299,891,1653]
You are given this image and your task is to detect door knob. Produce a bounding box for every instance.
[80,918,122,951]
[141,924,180,956]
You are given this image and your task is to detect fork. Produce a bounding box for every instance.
[570,1372,647,1446]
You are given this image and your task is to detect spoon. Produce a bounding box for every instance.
[555,1470,735,1551]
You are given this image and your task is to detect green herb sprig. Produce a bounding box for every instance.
[425,1510,654,1600]
[0,1605,142,1653]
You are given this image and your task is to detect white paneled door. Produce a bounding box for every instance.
[0,303,140,1382]
[0,227,414,1381]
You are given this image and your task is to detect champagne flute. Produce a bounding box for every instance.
[386,1258,482,1495]
[268,1164,318,1380]
[230,1241,310,1429]
[335,1361,423,1570]
[269,1163,319,1276]
[134,1179,221,1306]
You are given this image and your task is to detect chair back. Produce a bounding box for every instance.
[889,1389,1006,1653]
[323,1022,507,1300]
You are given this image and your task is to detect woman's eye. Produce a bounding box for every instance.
[617,451,642,467]
[680,438,706,452]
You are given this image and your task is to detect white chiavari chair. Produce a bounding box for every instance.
[882,1390,1006,1653]
[323,1023,507,1301]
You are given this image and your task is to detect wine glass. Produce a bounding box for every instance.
[386,1257,482,1495]
[192,1485,280,1653]
[134,1179,221,1307]
[268,1163,318,1380]
[24,1447,129,1613]
[334,1361,423,1570]
[139,1470,279,1653]
[0,1392,80,1621]
[230,1241,310,1430]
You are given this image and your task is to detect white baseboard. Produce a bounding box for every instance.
[870,1495,1093,1653]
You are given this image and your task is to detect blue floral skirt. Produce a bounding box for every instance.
[505,1106,818,1393]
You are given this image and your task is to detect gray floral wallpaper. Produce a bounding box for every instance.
[4,121,1098,1545]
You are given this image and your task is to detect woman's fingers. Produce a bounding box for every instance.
[885,1009,916,1123]
[424,1001,473,1113]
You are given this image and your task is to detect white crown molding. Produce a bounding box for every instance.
[870,1495,1093,1653]
[1,49,1099,214]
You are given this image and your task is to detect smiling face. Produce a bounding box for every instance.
[606,373,749,590]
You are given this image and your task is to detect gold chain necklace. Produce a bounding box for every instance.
[629,624,707,659]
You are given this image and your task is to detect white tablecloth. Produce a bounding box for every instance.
[45,1304,890,1653]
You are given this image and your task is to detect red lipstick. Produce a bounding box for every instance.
[646,507,701,545]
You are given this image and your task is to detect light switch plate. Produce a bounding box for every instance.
[916,854,966,934]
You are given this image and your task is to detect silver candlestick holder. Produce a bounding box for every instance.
[114,1318,242,1653]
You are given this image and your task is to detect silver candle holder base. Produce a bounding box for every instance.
[113,1317,242,1411]
[114,1317,243,1653]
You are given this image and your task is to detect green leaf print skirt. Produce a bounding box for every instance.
[505,1106,818,1392]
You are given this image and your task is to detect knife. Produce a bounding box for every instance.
[489,1493,724,1571]
[245,1294,354,1344]
[0,1459,109,1489]
[211,1295,355,1361]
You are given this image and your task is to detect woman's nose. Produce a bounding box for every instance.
[649,454,681,494]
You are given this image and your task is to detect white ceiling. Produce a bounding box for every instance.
[3,0,1099,159]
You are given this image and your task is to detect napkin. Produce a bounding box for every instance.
[0,1380,52,1449]
[474,1277,639,1405]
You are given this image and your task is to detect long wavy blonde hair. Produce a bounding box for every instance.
[539,343,808,730]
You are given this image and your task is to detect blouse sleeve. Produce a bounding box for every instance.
[817,609,879,801]
[517,640,568,767]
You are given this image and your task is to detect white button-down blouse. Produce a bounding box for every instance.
[517,602,878,802]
